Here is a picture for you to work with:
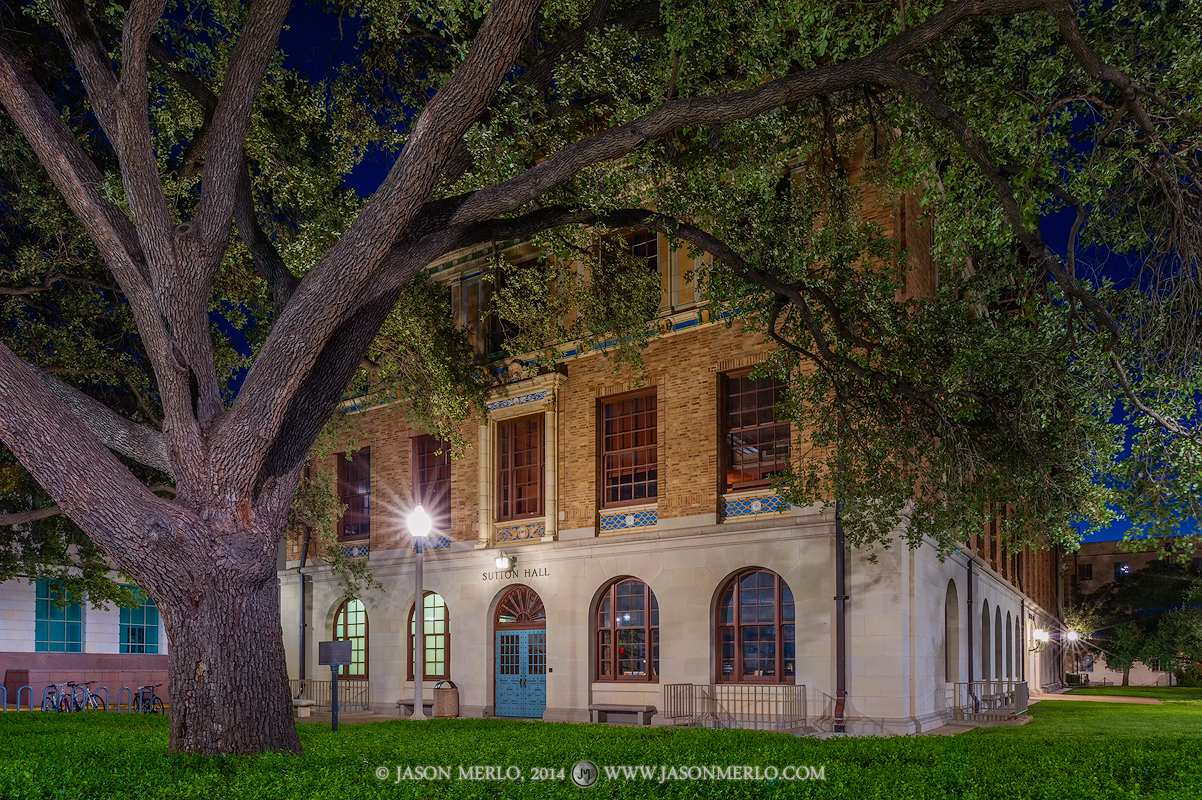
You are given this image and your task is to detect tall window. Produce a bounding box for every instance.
[1078,563,1093,582]
[1115,561,1130,581]
[596,578,659,682]
[119,586,159,654]
[414,437,451,530]
[723,371,790,491]
[35,580,82,653]
[408,592,449,681]
[337,449,370,540]
[716,569,795,683]
[332,599,368,679]
[497,415,543,521]
[601,391,657,507]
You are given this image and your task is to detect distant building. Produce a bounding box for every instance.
[1065,540,1202,686]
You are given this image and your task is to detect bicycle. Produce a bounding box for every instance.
[41,682,70,713]
[136,684,165,714]
[64,681,106,712]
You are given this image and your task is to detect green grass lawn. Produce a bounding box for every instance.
[1066,685,1202,701]
[2,706,1202,800]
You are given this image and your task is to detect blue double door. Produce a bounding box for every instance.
[495,629,547,718]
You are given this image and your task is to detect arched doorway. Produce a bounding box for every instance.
[494,585,547,718]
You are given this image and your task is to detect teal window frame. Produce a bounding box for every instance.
[119,586,160,654]
[35,580,83,653]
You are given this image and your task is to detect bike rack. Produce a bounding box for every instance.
[97,686,109,711]
[17,686,31,712]
[117,686,132,713]
[40,685,54,712]
[136,686,148,713]
[0,684,6,711]
[72,684,87,711]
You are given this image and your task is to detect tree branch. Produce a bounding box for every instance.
[0,484,175,528]
[0,36,169,369]
[221,0,544,495]
[193,0,292,275]
[27,363,172,476]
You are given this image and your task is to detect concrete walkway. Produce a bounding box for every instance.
[1031,693,1163,705]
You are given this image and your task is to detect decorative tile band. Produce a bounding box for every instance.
[599,509,658,532]
[486,391,549,411]
[723,495,790,519]
[339,542,370,559]
[412,535,453,553]
[495,521,546,543]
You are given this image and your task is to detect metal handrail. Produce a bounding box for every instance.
[663,683,806,730]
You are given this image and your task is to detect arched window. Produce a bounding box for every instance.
[408,592,449,681]
[332,598,368,679]
[595,578,659,682]
[716,569,795,683]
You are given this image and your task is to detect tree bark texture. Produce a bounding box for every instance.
[163,560,300,755]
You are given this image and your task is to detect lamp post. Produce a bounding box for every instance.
[407,505,432,720]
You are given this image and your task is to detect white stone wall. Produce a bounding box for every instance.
[0,577,168,656]
[283,507,1060,732]
[0,580,35,653]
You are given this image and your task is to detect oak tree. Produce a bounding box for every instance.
[1,0,1199,753]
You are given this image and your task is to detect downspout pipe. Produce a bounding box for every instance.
[834,498,847,733]
[298,527,313,683]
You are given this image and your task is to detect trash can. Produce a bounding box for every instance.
[433,680,459,718]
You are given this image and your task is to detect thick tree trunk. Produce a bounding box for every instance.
[1123,669,1130,687]
[164,566,301,754]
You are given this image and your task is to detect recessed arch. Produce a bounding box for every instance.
[1005,611,1013,681]
[994,606,1003,685]
[980,600,991,683]
[944,580,960,683]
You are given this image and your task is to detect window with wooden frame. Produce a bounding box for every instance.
[722,371,790,492]
[336,449,370,541]
[407,591,449,681]
[598,229,665,315]
[332,598,368,680]
[595,578,659,682]
[413,436,451,531]
[497,414,543,522]
[600,391,657,508]
[716,569,796,683]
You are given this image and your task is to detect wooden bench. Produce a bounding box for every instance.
[293,699,317,719]
[589,704,656,726]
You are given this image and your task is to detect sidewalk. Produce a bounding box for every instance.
[1030,693,1163,705]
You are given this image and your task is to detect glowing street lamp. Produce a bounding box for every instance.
[408,505,432,720]
[1066,630,1080,642]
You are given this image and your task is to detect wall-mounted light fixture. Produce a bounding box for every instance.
[1030,628,1050,652]
[495,553,516,571]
